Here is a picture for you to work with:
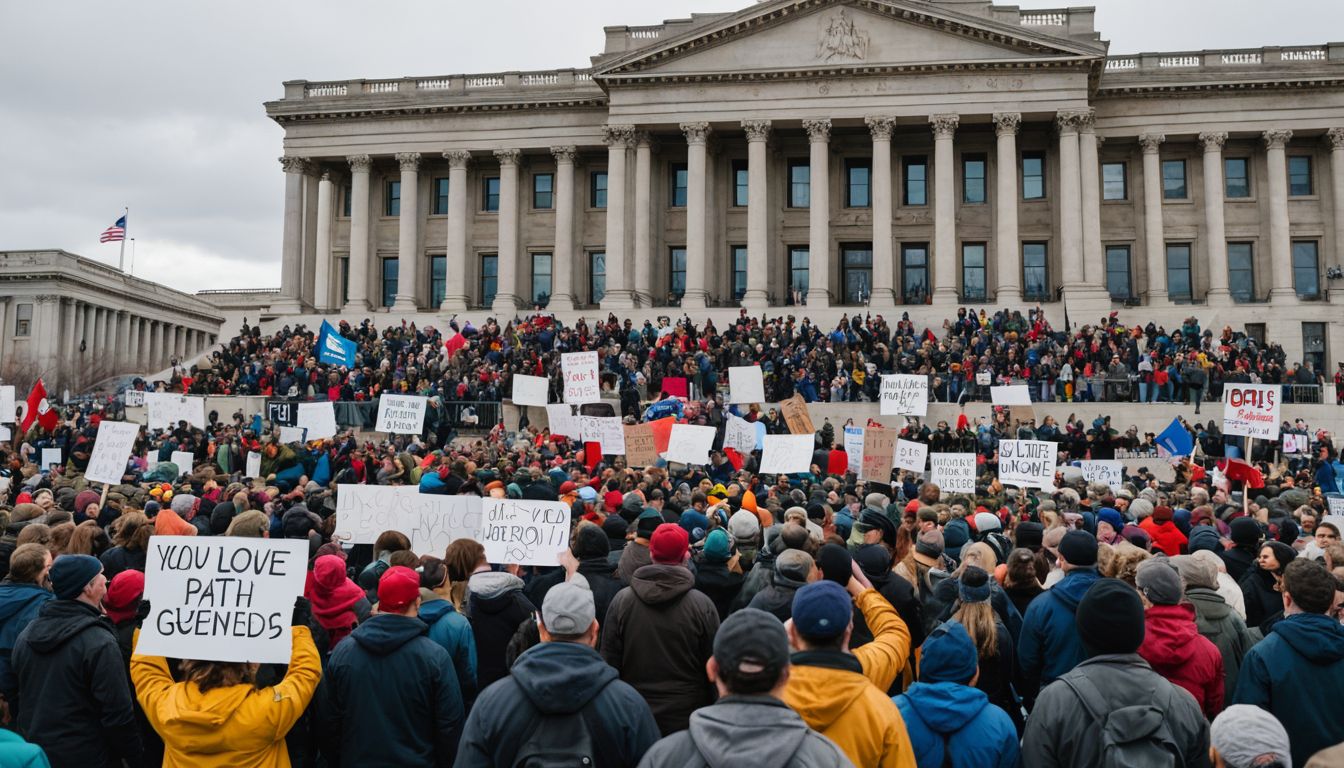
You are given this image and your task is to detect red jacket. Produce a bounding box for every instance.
[1139,517,1188,557]
[1138,603,1224,718]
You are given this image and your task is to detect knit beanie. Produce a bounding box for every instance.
[1187,526,1223,554]
[816,544,852,586]
[1076,578,1145,655]
[1058,529,1098,567]
[50,555,103,601]
[728,509,760,543]
[702,529,731,564]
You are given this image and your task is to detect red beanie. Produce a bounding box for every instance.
[1153,505,1174,522]
[377,566,421,613]
[603,491,624,513]
[102,570,145,625]
[649,523,690,564]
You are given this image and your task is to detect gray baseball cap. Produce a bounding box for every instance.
[541,574,595,636]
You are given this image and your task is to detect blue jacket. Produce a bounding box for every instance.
[896,682,1020,768]
[1233,612,1344,767]
[0,582,54,701]
[1017,566,1100,699]
[0,728,49,768]
[418,597,478,704]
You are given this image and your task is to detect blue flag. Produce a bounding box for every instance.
[1155,417,1194,457]
[317,320,357,368]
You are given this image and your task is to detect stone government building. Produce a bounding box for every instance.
[258,0,1344,365]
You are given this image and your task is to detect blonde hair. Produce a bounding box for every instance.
[1101,541,1152,587]
[952,601,1000,658]
[955,542,998,577]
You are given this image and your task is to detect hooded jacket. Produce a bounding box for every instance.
[1139,517,1188,557]
[0,581,53,702]
[418,594,478,706]
[1238,566,1282,628]
[324,613,465,767]
[304,556,369,649]
[601,563,720,735]
[1234,612,1344,767]
[1016,566,1099,701]
[466,571,535,692]
[637,694,853,768]
[1137,603,1225,718]
[895,682,1020,768]
[1185,587,1255,703]
[747,569,808,622]
[524,555,626,629]
[0,728,49,768]
[456,641,660,768]
[693,560,745,621]
[131,626,321,768]
[781,650,916,768]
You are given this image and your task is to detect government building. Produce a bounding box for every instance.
[260,0,1344,366]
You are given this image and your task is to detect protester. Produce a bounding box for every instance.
[1210,705,1292,768]
[1172,553,1256,703]
[0,544,52,707]
[416,557,478,708]
[1134,558,1225,718]
[465,565,534,693]
[1017,529,1100,703]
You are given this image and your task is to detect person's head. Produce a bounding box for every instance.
[48,554,106,608]
[786,580,853,652]
[649,523,690,565]
[1058,529,1099,572]
[1258,541,1296,576]
[445,538,488,581]
[708,608,791,697]
[180,657,259,693]
[1282,558,1337,617]
[7,543,52,588]
[918,620,980,686]
[952,566,999,658]
[1075,577,1145,656]
[65,520,110,557]
[1003,547,1041,589]
[1209,705,1292,768]
[539,576,598,647]
[1316,521,1341,549]
[1134,558,1184,607]
[373,530,411,557]
[375,566,421,616]
[112,511,153,551]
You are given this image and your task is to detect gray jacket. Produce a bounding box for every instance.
[1186,587,1256,702]
[636,695,853,768]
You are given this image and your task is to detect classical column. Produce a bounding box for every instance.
[93,308,106,361]
[61,299,77,364]
[274,156,308,313]
[1200,132,1231,304]
[601,125,636,309]
[441,151,471,312]
[1330,129,1344,301]
[392,152,421,311]
[867,116,897,308]
[127,316,140,371]
[633,134,654,306]
[1264,130,1296,301]
[550,146,578,311]
[1078,111,1105,291]
[742,119,772,309]
[680,122,712,310]
[172,325,183,360]
[36,296,59,376]
[82,304,95,356]
[1140,134,1168,303]
[491,148,523,314]
[145,321,157,370]
[804,119,832,307]
[344,155,373,313]
[994,113,1022,303]
[1057,112,1084,293]
[111,311,126,368]
[931,114,960,305]
[313,170,336,311]
[186,329,196,359]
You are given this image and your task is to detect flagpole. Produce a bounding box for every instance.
[118,207,128,272]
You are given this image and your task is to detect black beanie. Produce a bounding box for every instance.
[1231,517,1263,548]
[1058,529,1098,567]
[1015,521,1044,551]
[1076,578,1145,656]
[572,524,610,560]
[816,544,852,586]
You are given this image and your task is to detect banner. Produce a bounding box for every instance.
[727,366,766,404]
[861,428,896,483]
[85,420,140,485]
[317,320,357,368]
[843,426,864,474]
[580,416,625,455]
[880,375,929,417]
[245,451,262,478]
[990,385,1032,406]
[998,439,1058,489]
[333,485,481,555]
[0,385,13,423]
[561,351,600,404]
[723,415,757,455]
[929,453,976,494]
[266,400,297,427]
[545,404,580,438]
[1223,383,1281,440]
[665,424,716,465]
[760,434,814,474]
[40,448,61,471]
[375,394,428,434]
[137,537,308,664]
[145,393,206,431]
[781,394,814,435]
[1080,460,1124,492]
[893,439,928,473]
[171,451,195,477]
[511,374,550,407]
[1155,417,1194,458]
[296,402,338,440]
[623,423,659,468]
[123,390,145,408]
[975,370,992,386]
[480,499,569,566]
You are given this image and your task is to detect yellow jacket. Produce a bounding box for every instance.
[852,587,911,692]
[131,626,322,768]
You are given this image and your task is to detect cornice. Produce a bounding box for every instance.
[270,97,609,125]
[1096,75,1344,98]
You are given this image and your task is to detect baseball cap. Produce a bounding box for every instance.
[712,608,789,688]
[377,566,421,613]
[790,580,852,640]
[541,575,596,636]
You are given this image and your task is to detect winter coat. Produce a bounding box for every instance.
[851,570,924,666]
[304,556,369,649]
[99,545,147,580]
[1137,603,1225,718]
[1186,587,1256,702]
[637,694,853,768]
[895,682,1020,768]
[693,562,745,621]
[419,595,478,706]
[1234,612,1344,767]
[1238,567,1281,628]
[324,613,465,767]
[0,581,53,702]
[1139,518,1188,557]
[1219,545,1257,583]
[466,572,535,692]
[617,541,653,584]
[457,640,659,768]
[132,626,321,768]
[601,563,720,735]
[11,600,143,768]
[781,650,916,768]
[747,570,808,622]
[0,729,49,768]
[1016,566,1100,701]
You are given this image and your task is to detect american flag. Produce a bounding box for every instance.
[100,215,126,243]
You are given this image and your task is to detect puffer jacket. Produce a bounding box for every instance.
[781,650,916,768]
[637,694,853,768]
[1137,603,1224,718]
[419,593,478,706]
[1185,586,1255,702]
[0,581,53,703]
[1016,566,1100,702]
[895,682,1020,768]
[466,572,535,692]
[1139,517,1188,557]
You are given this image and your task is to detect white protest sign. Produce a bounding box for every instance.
[561,351,600,404]
[760,434,814,474]
[665,424,716,465]
[727,366,766,404]
[171,451,195,477]
[145,393,207,430]
[844,426,864,474]
[1080,460,1124,492]
[375,394,428,434]
[1282,433,1310,455]
[511,374,550,406]
[998,439,1058,489]
[137,537,308,664]
[40,448,62,470]
[975,370,992,386]
[1223,383,1281,440]
[245,451,262,478]
[893,439,928,473]
[296,402,338,440]
[880,375,929,417]
[990,385,1032,406]
[1327,498,1344,516]
[279,426,307,444]
[123,389,145,408]
[480,499,569,566]
[581,416,625,454]
[85,420,140,485]
[0,386,13,423]
[724,415,757,455]
[545,404,581,438]
[334,485,485,554]
[334,484,408,544]
[929,453,977,494]
[0,426,10,443]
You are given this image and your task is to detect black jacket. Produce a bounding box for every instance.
[747,570,808,622]
[524,557,625,627]
[693,562,745,621]
[852,570,925,666]
[467,573,536,692]
[99,545,147,581]
[12,600,144,768]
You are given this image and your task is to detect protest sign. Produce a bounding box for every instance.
[245,451,262,478]
[781,394,814,435]
[171,451,195,477]
[727,366,766,404]
[661,377,689,399]
[40,448,61,471]
[334,484,412,544]
[1282,433,1310,455]
[137,537,308,664]
[561,351,600,404]
[545,404,580,438]
[998,439,1058,489]
[279,426,307,444]
[665,424,715,465]
[880,375,929,417]
[760,434,815,474]
[648,416,676,454]
[861,428,896,482]
[893,439,928,474]
[623,423,659,467]
[1080,460,1124,492]
[1327,497,1344,516]
[123,389,145,408]
[723,415,757,455]
[990,385,1032,406]
[0,426,10,443]
[375,394,428,434]
[975,370,992,386]
[929,453,976,494]
[844,426,864,474]
[335,485,483,551]
[296,402,338,440]
[581,416,625,455]
[1223,383,1281,439]
[0,385,13,422]
[511,374,550,406]
[85,421,140,485]
[480,499,569,566]
[266,400,297,427]
[145,393,206,430]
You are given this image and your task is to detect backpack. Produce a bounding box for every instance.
[512,677,616,768]
[1061,672,1184,768]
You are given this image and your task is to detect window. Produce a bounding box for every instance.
[339,257,349,305]
[430,256,446,308]
[788,247,810,303]
[670,164,688,207]
[1289,156,1313,196]
[901,244,929,304]
[1293,241,1320,299]
[732,160,749,207]
[1303,322,1327,372]
[589,252,605,305]
[731,246,748,301]
[381,258,398,307]
[846,158,871,208]
[482,177,500,212]
[15,303,32,336]
[1105,245,1132,300]
[1102,162,1127,201]
[1023,243,1049,301]
[1225,158,1250,199]
[480,254,498,306]
[903,156,927,206]
[1245,323,1266,347]
[531,253,552,307]
[385,181,401,216]
[533,173,553,210]
[1162,160,1187,200]
[432,178,450,215]
[1166,244,1193,302]
[842,245,872,305]
[590,171,608,208]
[342,185,351,217]
[1228,242,1255,303]
[962,243,986,302]
[962,155,986,204]
[788,161,810,208]
[1022,152,1045,200]
[669,247,687,299]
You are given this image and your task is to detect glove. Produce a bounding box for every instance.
[292,596,312,628]
[135,599,152,626]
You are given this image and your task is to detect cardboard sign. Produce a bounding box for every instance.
[760,434,814,474]
[562,351,600,404]
[267,400,297,427]
[880,375,929,417]
[861,428,896,483]
[929,453,977,494]
[665,424,716,466]
[1282,433,1310,455]
[1080,460,1124,492]
[893,439,928,474]
[375,394,428,434]
[296,402,338,440]
[245,451,262,478]
[724,415,757,455]
[333,485,482,554]
[123,389,145,408]
[844,426,864,474]
[781,395,814,435]
[480,499,569,566]
[40,448,61,471]
[511,374,550,407]
[0,385,14,423]
[1223,383,1281,440]
[145,393,207,431]
[279,426,307,444]
[998,439,1058,489]
[580,416,625,455]
[136,537,308,664]
[623,423,659,468]
[990,385,1032,406]
[546,404,580,438]
[172,451,195,477]
[85,420,140,485]
[727,366,766,404]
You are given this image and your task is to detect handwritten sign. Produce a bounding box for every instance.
[1327,497,1344,516]
[1283,433,1310,455]
[511,374,550,407]
[145,393,206,431]
[760,434,814,474]
[1223,383,1281,440]
[666,424,716,466]
[861,428,896,483]
[0,426,10,442]
[546,404,580,438]
[580,416,625,455]
[975,370,992,386]
[0,386,13,422]
[562,351,600,404]
[171,451,195,478]
[375,394,428,434]
[929,453,977,494]
[278,426,307,444]
[990,385,1032,406]
[245,451,261,478]
[844,426,864,474]
[137,537,308,664]
[623,423,659,468]
[266,400,297,427]
[723,415,757,455]
[893,439,928,474]
[727,366,766,404]
[781,394,814,435]
[880,375,929,417]
[1080,460,1124,492]
[40,448,61,471]
[85,420,140,485]
[123,389,145,408]
[296,402,338,440]
[334,485,482,555]
[480,499,569,566]
[998,439,1058,489]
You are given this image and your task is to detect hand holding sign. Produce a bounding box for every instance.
[480,499,569,566]
[727,366,766,404]
[85,421,140,485]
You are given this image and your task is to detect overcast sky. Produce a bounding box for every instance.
[3,0,1341,294]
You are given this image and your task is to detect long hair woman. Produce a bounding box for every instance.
[948,566,1023,733]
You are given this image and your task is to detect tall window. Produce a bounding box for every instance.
[589,252,605,304]
[342,185,351,217]
[842,245,872,305]
[962,155,986,204]
[846,158,871,208]
[1225,158,1250,198]
[732,160,748,207]
[432,178,449,215]
[1166,244,1192,302]
[1102,162,1127,201]
[14,303,32,336]
[385,180,401,216]
[1289,156,1313,196]
[1303,322,1327,372]
[788,247,809,302]
[670,164,688,207]
[1228,242,1255,303]
[381,258,398,307]
[669,247,687,300]
[901,244,929,304]
[903,156,927,206]
[788,161,810,208]
[340,258,349,305]
[480,254,498,306]
[961,243,986,302]
[1105,245,1132,300]
[590,171,607,208]
[1022,152,1045,200]
[533,173,553,209]
[531,253,552,307]
[430,256,446,308]
[1022,243,1049,301]
[1162,160,1187,199]
[482,177,500,212]
[732,246,748,301]
[1293,241,1320,299]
